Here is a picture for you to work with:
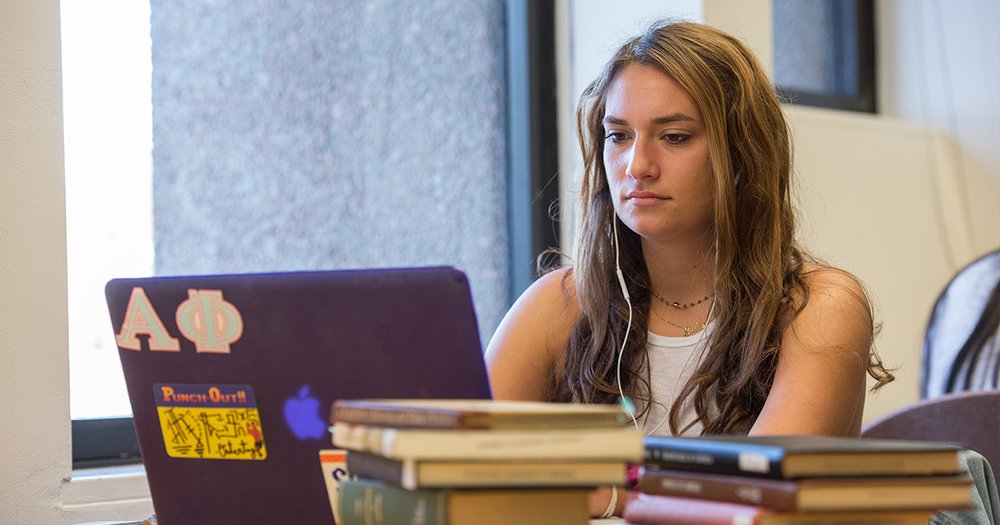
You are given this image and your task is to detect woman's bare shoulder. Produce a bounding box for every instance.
[484,266,580,400]
[519,267,581,333]
[800,263,869,309]
[790,263,873,357]
[754,263,873,436]
[486,266,580,349]
[533,266,577,299]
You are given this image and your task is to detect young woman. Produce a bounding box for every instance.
[484,20,894,517]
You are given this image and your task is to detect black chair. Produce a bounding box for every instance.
[922,249,1000,399]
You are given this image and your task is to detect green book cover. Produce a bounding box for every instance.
[337,478,590,525]
[339,478,445,525]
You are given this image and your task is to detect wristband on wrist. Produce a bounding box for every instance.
[599,486,619,519]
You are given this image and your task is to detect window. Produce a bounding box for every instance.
[66,0,559,468]
[62,0,153,467]
[773,0,876,113]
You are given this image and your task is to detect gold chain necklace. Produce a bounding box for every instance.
[651,303,711,336]
[651,290,712,310]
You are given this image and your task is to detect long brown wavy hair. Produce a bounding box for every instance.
[554,20,893,435]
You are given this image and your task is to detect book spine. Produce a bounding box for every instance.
[643,440,784,479]
[623,493,766,525]
[332,405,462,429]
[334,423,643,461]
[624,494,931,525]
[773,515,932,525]
[338,478,446,525]
[346,452,410,488]
[638,470,798,511]
[347,451,627,490]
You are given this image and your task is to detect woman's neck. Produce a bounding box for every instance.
[641,236,716,302]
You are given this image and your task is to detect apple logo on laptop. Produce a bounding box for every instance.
[283,385,328,440]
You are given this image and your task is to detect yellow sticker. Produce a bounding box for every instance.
[154,383,267,460]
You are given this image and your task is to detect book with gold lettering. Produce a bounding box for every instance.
[642,435,962,479]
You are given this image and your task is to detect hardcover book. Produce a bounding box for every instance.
[337,478,590,525]
[643,435,961,479]
[331,398,629,429]
[638,468,974,511]
[332,421,644,461]
[346,450,628,490]
[622,493,934,525]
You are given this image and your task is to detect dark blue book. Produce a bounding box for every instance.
[643,435,961,479]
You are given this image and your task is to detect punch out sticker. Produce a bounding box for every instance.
[154,383,267,460]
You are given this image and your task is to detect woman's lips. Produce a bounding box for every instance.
[626,190,669,205]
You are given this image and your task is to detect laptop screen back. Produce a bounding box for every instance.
[106,266,492,524]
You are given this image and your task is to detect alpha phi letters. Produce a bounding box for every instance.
[116,287,244,353]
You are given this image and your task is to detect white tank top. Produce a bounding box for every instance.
[636,327,712,437]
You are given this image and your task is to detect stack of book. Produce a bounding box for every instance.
[622,435,974,525]
[329,398,644,525]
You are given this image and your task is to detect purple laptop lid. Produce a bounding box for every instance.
[106,266,492,525]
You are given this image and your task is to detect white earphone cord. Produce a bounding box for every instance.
[612,217,715,436]
[612,218,638,429]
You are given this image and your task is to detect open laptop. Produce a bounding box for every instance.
[106,266,493,524]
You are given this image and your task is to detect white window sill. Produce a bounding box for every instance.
[61,464,153,523]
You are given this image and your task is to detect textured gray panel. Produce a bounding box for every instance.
[151,0,509,342]
[773,0,840,94]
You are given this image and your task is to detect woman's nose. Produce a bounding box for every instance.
[625,140,658,180]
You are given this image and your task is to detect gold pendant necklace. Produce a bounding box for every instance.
[652,304,710,336]
[651,290,712,310]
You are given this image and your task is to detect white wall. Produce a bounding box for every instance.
[0,1,153,523]
[878,0,1000,261]
[560,0,1000,423]
[0,0,71,522]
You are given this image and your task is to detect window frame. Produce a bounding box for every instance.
[505,0,560,298]
[72,417,142,469]
[71,0,560,470]
[775,0,877,113]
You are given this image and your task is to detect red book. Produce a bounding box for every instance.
[638,468,973,512]
[622,493,933,525]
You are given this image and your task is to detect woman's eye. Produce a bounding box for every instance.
[604,131,628,144]
[664,133,690,144]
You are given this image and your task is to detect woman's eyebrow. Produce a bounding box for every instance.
[653,113,696,124]
[602,113,697,126]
